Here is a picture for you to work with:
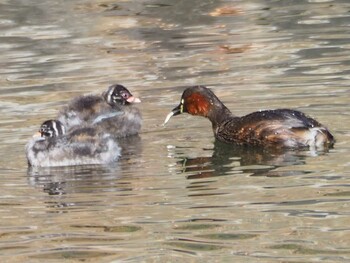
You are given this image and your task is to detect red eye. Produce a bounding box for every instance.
[121,92,129,99]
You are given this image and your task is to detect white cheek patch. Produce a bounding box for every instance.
[52,121,58,136]
[107,87,115,104]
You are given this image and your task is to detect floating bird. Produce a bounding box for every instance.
[26,120,121,167]
[164,86,335,149]
[58,84,142,137]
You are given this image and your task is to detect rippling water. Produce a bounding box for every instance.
[1,0,350,261]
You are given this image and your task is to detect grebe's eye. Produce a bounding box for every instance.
[120,91,130,100]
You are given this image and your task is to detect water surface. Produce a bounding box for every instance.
[1,0,350,261]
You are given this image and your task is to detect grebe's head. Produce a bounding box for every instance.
[163,86,219,125]
[103,84,141,106]
[38,120,65,138]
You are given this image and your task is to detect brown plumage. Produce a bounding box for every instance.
[164,86,335,149]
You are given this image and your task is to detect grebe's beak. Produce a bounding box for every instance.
[33,131,42,138]
[163,104,182,126]
[126,96,141,103]
[33,131,46,141]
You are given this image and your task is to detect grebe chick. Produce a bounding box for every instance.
[57,84,142,137]
[25,120,121,167]
[164,86,335,149]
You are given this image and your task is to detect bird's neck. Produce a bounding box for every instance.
[207,103,234,130]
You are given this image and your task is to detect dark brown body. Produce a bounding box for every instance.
[215,109,334,148]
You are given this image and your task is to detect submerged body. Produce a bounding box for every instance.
[58,84,142,138]
[164,86,335,149]
[26,120,120,167]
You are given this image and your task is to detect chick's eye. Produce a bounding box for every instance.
[121,92,129,99]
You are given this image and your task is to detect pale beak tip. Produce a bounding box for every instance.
[163,111,174,126]
[33,131,41,138]
[127,96,141,103]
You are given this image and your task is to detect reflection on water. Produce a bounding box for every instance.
[28,141,316,196]
[0,0,350,261]
[28,165,123,196]
[176,140,314,180]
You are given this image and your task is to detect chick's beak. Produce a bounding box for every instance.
[163,104,182,126]
[33,131,42,138]
[126,96,141,103]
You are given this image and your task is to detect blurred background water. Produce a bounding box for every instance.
[0,0,350,262]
